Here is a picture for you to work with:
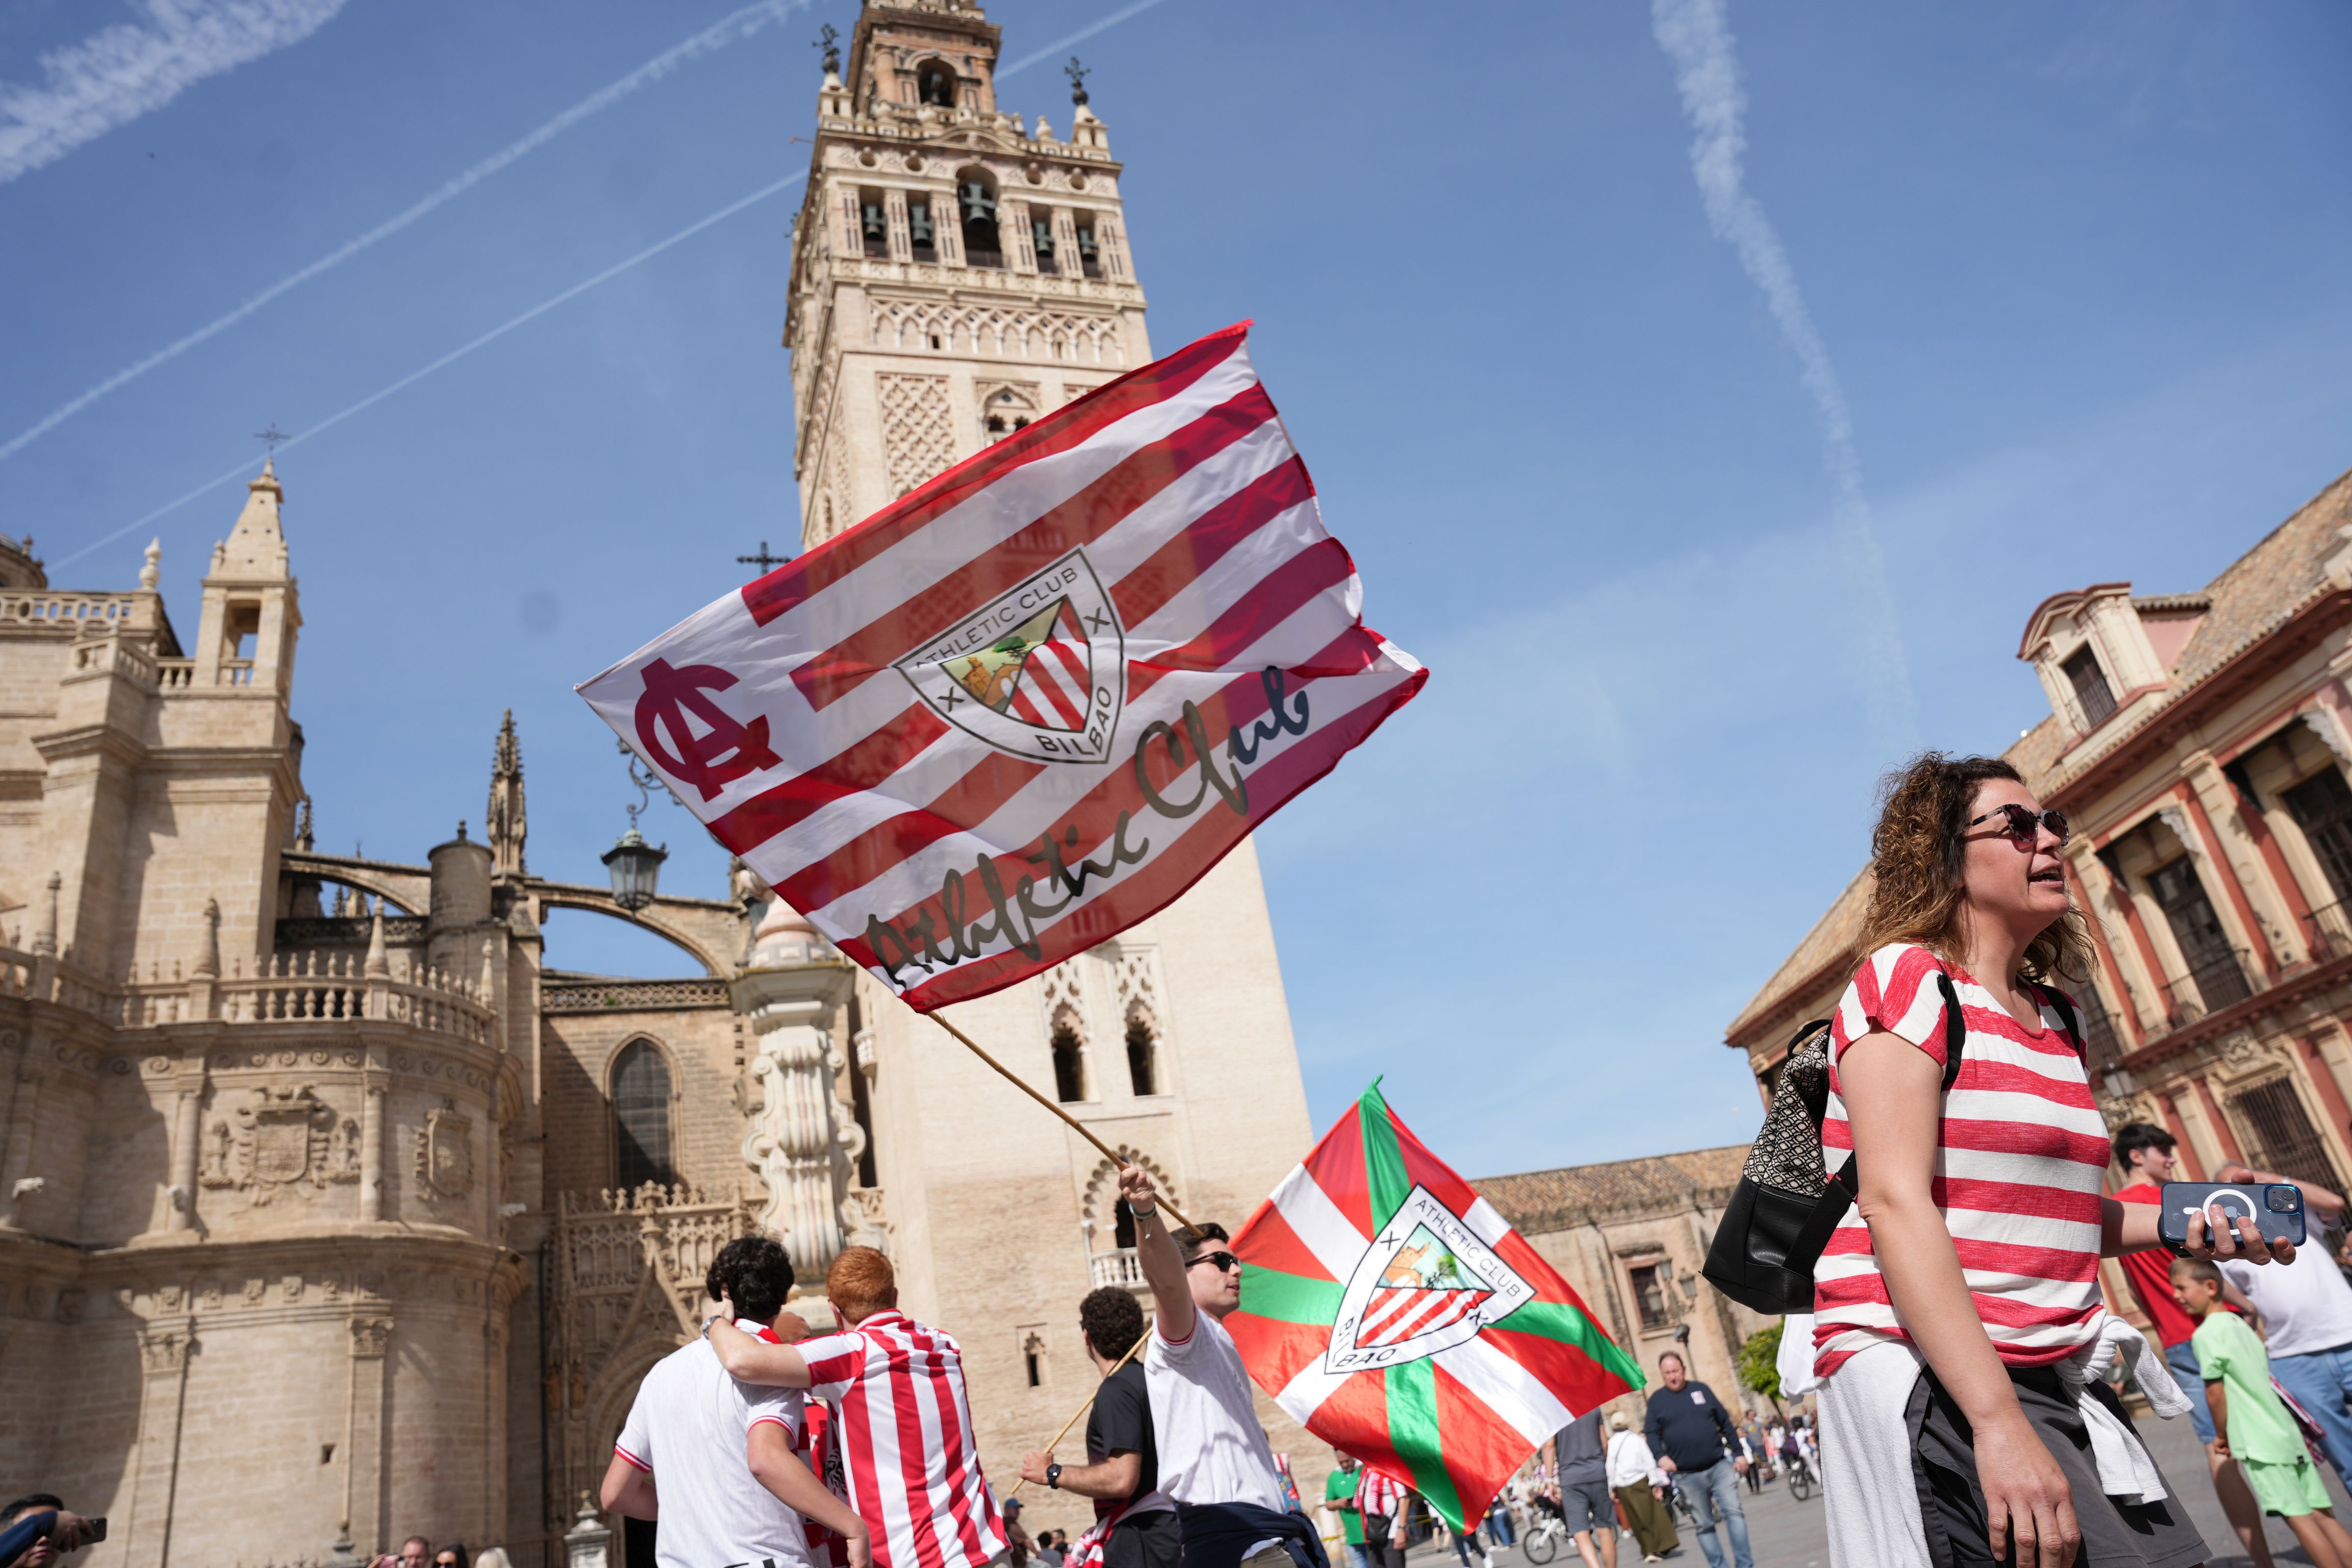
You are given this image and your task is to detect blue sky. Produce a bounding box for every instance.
[4,0,2349,1178]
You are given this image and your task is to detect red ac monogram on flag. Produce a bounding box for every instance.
[631,658,781,801]
[578,323,1426,1010]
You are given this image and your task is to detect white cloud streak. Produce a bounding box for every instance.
[59,0,1177,570]
[1650,0,1917,752]
[0,0,351,184]
[2,0,809,463]
[53,170,809,571]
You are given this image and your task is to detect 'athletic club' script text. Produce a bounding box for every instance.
[864,666,1310,985]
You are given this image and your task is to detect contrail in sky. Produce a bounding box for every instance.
[2,0,810,463]
[1650,0,1917,749]
[53,171,809,570]
[59,0,1176,570]
[1,0,351,185]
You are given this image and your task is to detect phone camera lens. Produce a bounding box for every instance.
[2269,1187,2302,1213]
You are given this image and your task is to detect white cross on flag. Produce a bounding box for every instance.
[576,323,1427,1011]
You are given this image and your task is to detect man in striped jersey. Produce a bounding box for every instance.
[601,1236,868,1568]
[708,1246,1009,1568]
[1120,1164,1328,1568]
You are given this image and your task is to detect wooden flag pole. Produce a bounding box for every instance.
[1003,1330,1149,1498]
[924,1008,1197,1234]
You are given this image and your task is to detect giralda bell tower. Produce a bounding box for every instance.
[782,0,1149,546]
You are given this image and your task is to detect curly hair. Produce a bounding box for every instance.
[1079,1286,1145,1361]
[706,1235,795,1324]
[1856,751,2090,984]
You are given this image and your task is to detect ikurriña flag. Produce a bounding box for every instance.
[1228,1083,1644,1532]
[576,322,1426,1011]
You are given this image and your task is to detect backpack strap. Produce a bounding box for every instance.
[2030,981,2084,1056]
[1805,970,1969,1238]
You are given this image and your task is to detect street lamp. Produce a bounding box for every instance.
[604,742,670,912]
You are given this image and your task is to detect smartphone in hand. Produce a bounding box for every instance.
[2158,1181,2307,1255]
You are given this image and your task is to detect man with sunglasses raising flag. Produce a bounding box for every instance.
[1118,1164,1326,1568]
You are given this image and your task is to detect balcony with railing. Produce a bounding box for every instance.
[2302,899,2352,967]
[1089,1247,1146,1290]
[2153,948,2255,1032]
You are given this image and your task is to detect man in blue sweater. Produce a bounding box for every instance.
[1642,1353,1751,1568]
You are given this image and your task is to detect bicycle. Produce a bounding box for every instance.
[1784,1462,1812,1503]
[1519,1515,1566,1565]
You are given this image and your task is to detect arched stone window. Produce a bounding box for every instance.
[1125,1004,1158,1097]
[917,60,957,107]
[611,1039,676,1192]
[1051,1020,1087,1104]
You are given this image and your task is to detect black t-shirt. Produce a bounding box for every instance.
[1086,1358,1160,1513]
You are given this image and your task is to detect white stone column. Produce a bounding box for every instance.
[735,904,855,1279]
[359,1075,386,1222]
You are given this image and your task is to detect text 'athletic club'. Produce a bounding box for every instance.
[578,323,1428,1011]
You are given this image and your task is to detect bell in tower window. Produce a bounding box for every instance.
[908,199,937,261]
[1032,216,1057,272]
[860,193,888,260]
[958,170,1000,267]
[917,60,956,108]
[1076,220,1102,280]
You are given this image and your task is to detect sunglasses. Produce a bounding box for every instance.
[1186,1250,1239,1273]
[1966,803,2069,848]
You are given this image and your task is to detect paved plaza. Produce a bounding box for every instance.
[1401,1411,2352,1568]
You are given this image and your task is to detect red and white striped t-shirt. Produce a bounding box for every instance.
[1814,943,2109,1379]
[799,1309,1006,1568]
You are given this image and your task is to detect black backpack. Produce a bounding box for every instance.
[1702,971,2080,1315]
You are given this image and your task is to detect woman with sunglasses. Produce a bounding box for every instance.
[1814,753,2290,1568]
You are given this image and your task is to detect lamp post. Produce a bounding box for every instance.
[604,742,670,912]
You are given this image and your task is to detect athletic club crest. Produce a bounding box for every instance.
[1326,1185,1535,1375]
[897,549,1125,764]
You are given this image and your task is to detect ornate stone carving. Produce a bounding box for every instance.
[876,372,954,498]
[413,1099,474,1199]
[348,1316,391,1359]
[138,1323,193,1376]
[840,1186,892,1256]
[203,1085,359,1202]
[2220,1032,2267,1071]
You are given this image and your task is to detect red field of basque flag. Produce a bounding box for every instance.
[1229,1084,1644,1530]
[577,322,1425,1011]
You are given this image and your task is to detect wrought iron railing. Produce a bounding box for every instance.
[2155,948,2255,1028]
[2304,899,2352,966]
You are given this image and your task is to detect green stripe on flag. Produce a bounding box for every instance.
[1359,1084,1411,1230]
[1492,1300,1647,1387]
[1385,1355,1466,1531]
[1238,1263,1345,1326]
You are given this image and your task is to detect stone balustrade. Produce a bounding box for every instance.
[1,944,496,1045]
[1089,1246,1146,1290]
[0,589,146,625]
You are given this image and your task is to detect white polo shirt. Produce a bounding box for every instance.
[615,1319,815,1568]
[1143,1309,1287,1514]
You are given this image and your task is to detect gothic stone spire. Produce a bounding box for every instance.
[487,708,527,876]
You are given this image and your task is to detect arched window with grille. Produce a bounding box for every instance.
[612,1039,676,1192]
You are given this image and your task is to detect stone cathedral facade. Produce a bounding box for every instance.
[0,6,1320,1565]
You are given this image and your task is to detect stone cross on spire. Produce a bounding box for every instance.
[487,709,527,876]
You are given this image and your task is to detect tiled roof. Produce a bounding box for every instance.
[2168,467,2352,692]
[1474,1144,1751,1234]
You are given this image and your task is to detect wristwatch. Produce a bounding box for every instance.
[1047,1463,1063,1490]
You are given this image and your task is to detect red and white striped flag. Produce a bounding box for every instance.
[577,323,1426,1010]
